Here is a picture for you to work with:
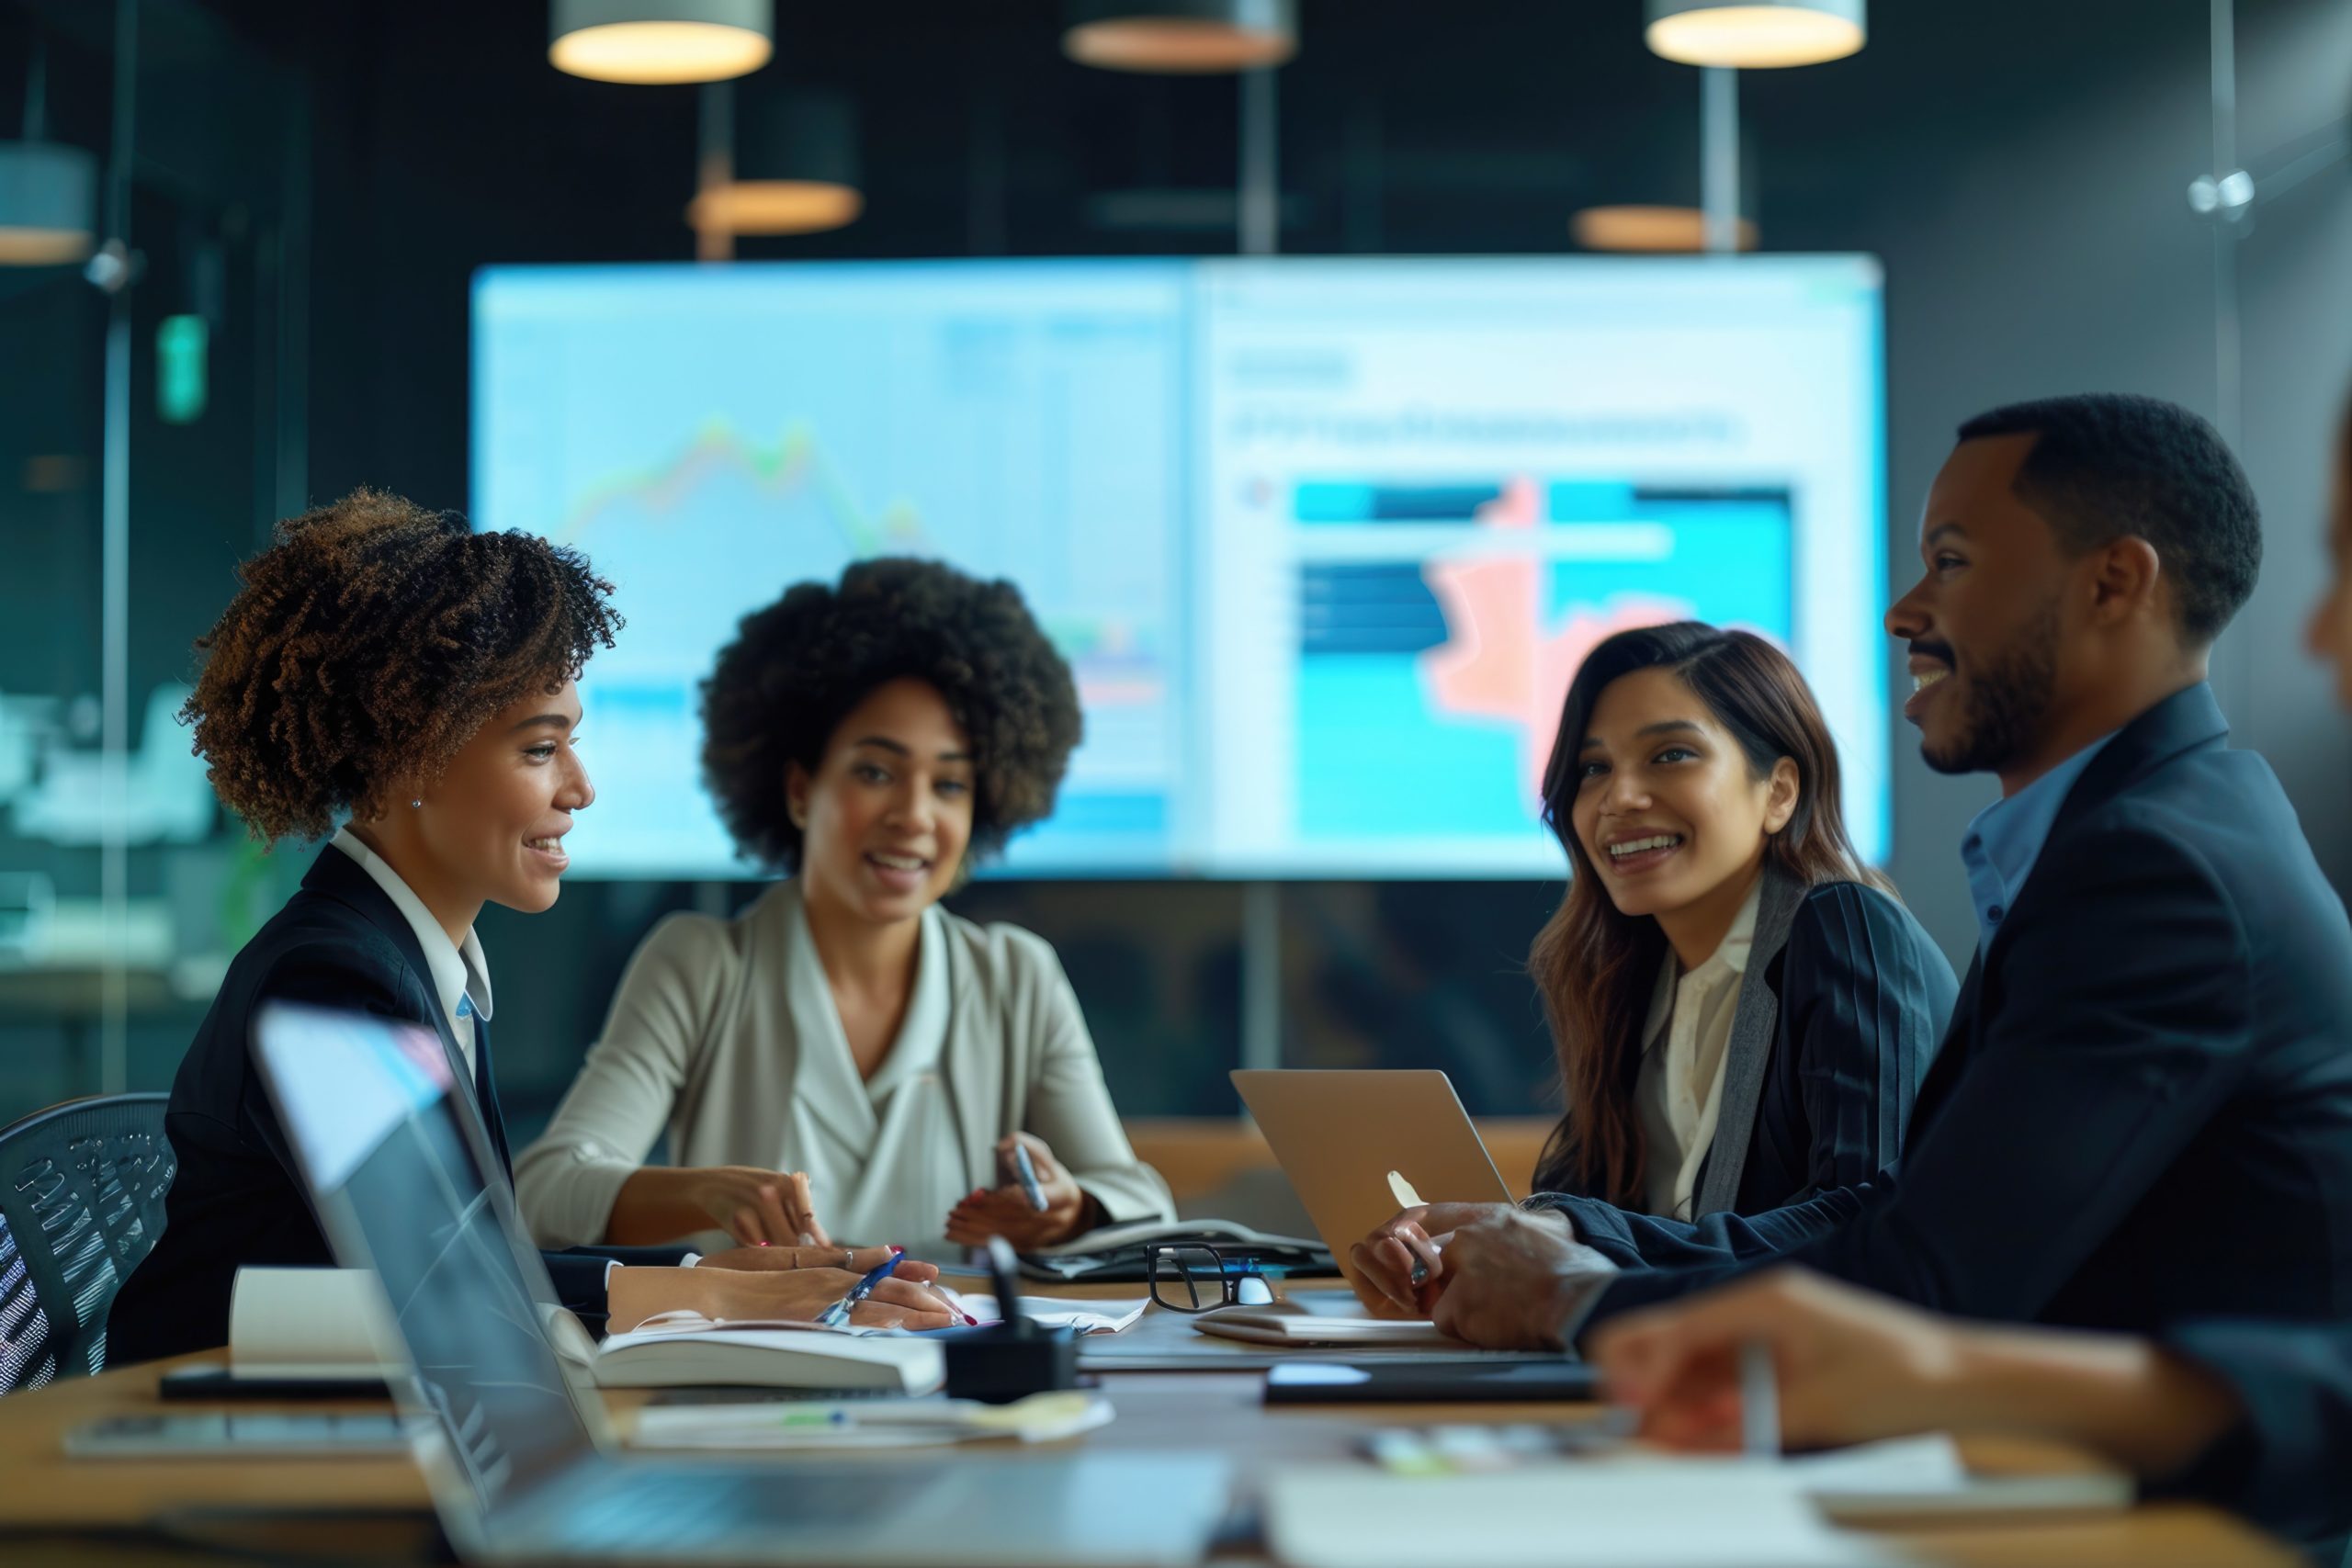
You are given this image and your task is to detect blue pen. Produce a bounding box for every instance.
[816,1247,903,1329]
[1012,1142,1050,1213]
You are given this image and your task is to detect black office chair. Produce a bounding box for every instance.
[0,1092,175,1395]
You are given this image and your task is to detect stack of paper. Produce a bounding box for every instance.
[1340,1433,2132,1530]
[591,1318,945,1393]
[1191,1303,1453,1348]
[1780,1435,2132,1521]
[1262,1463,1903,1568]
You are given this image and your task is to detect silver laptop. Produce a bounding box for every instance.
[250,1001,1230,1566]
[1231,1069,1515,1297]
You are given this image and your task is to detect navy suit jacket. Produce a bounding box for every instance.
[2162,1321,2352,1557]
[1551,682,2352,1337]
[107,848,679,1366]
[1532,880,1956,1217]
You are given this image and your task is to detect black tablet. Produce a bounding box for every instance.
[1261,1359,1602,1404]
[158,1362,393,1403]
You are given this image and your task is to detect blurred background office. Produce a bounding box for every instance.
[1,0,2346,1162]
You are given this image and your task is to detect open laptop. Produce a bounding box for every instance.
[1230,1070,1517,1296]
[251,1001,1230,1566]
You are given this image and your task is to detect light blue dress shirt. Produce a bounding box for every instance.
[1957,731,2119,952]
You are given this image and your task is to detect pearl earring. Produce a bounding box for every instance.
[411,799,423,809]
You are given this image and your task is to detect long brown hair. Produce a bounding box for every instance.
[1528,622,1888,1206]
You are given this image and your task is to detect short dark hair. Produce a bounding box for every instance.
[1956,393,2261,646]
[185,489,620,840]
[699,558,1082,874]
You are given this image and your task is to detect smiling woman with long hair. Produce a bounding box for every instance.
[1526,622,1957,1217]
[1349,620,1959,1314]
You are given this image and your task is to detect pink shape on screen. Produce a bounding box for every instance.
[1420,477,1690,806]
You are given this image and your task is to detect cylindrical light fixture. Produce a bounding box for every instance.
[550,0,774,85]
[1644,0,1864,69]
[0,141,97,266]
[1064,0,1297,73]
[687,90,863,237]
[1572,206,1757,253]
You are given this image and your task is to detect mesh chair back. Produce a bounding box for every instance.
[0,1093,175,1394]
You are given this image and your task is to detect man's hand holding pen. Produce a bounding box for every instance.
[1349,1201,1614,1349]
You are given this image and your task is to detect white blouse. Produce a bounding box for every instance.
[775,884,965,1243]
[1634,877,1763,1222]
[514,879,1172,1252]
[328,828,492,1077]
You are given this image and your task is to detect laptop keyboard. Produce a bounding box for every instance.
[548,1467,918,1551]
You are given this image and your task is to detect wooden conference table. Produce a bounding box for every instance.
[0,1280,2298,1568]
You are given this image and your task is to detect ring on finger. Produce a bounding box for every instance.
[842,1247,854,1270]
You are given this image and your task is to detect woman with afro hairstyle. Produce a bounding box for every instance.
[107,494,954,1366]
[515,558,1173,1256]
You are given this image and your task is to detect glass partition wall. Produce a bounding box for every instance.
[0,2,308,1117]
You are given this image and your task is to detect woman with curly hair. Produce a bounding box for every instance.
[515,558,1173,1254]
[107,495,953,1366]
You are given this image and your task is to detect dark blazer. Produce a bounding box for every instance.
[1534,869,1956,1219]
[107,847,679,1366]
[2161,1320,2352,1560]
[1551,682,2352,1338]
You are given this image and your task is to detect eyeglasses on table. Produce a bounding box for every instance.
[1147,1243,1278,1312]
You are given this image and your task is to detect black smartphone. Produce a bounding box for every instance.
[1262,1359,1603,1405]
[158,1361,393,1402]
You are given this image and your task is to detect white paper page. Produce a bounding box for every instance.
[1778,1434,2133,1520]
[1263,1463,1900,1568]
[942,1292,1149,1334]
[1779,1433,1970,1495]
[227,1267,401,1376]
[599,1314,872,1344]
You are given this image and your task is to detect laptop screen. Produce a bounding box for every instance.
[253,1002,601,1509]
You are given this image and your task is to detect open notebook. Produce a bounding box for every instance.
[230,1266,944,1393]
[583,1316,944,1393]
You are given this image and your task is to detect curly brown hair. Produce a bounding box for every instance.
[183,489,621,841]
[701,558,1081,874]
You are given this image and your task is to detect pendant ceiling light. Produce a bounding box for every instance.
[2,44,96,268]
[0,141,96,266]
[1572,206,1757,253]
[550,0,774,85]
[1064,0,1297,73]
[687,90,862,237]
[1644,0,1864,69]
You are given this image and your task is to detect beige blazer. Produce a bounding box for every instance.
[514,880,1173,1252]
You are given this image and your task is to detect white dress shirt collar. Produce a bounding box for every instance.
[329,828,493,1058]
[1635,874,1765,1221]
[1638,874,1764,1048]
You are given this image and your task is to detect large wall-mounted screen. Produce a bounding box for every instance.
[473,256,1883,878]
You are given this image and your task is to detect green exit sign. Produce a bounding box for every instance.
[157,314,208,424]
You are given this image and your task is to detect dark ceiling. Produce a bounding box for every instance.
[3,0,2218,265]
